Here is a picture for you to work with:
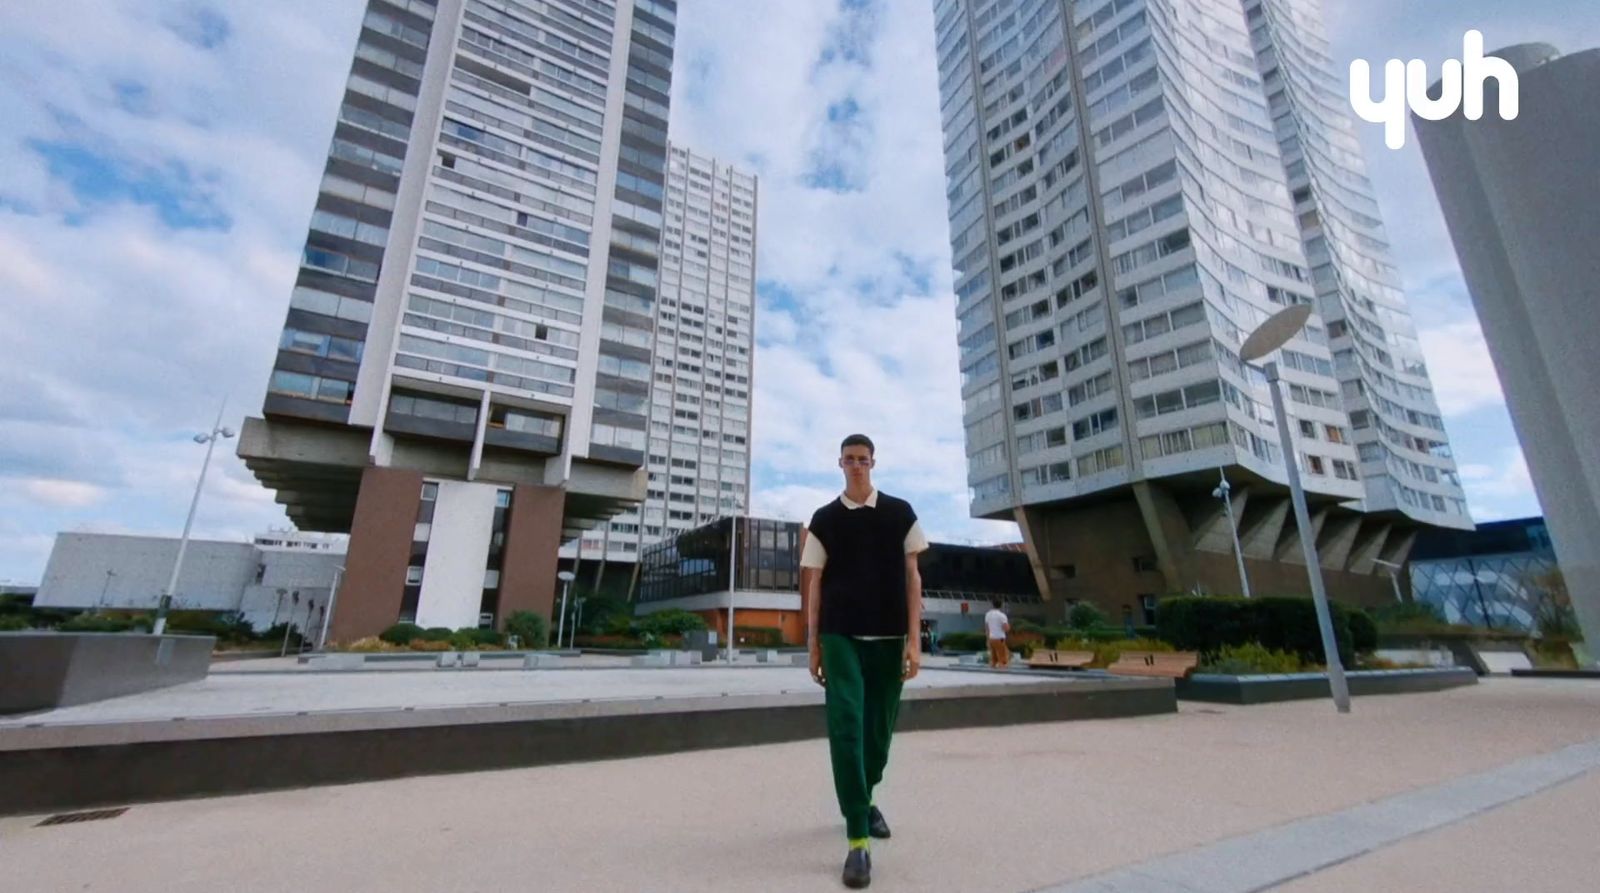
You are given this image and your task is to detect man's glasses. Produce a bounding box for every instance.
[841,457,874,467]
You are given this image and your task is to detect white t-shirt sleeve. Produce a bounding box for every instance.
[800,528,828,569]
[984,609,1009,639]
[904,520,930,554]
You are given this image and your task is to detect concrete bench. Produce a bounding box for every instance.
[1025,650,1095,670]
[631,652,672,668]
[756,650,781,664]
[459,652,480,668]
[523,653,562,669]
[1107,651,1199,679]
[308,653,365,670]
[436,652,459,668]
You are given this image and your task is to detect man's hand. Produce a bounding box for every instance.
[810,641,826,687]
[902,641,921,681]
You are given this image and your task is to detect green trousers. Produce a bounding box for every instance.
[821,634,906,840]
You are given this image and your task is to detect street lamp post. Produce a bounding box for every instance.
[153,398,235,636]
[556,570,575,651]
[572,597,586,649]
[1371,558,1407,605]
[1242,305,1351,714]
[1213,469,1252,599]
[281,590,300,657]
[726,516,738,664]
[99,570,116,608]
[318,565,345,651]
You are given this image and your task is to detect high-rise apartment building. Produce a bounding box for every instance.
[562,142,758,575]
[238,0,679,642]
[1412,43,1600,655]
[931,0,1467,614]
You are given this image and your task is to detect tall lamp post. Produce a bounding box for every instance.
[556,570,575,651]
[318,565,345,651]
[1371,558,1407,605]
[1213,469,1252,599]
[1241,305,1351,713]
[153,399,235,635]
[726,516,738,664]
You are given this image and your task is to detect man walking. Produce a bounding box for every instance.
[984,597,1011,668]
[803,434,928,889]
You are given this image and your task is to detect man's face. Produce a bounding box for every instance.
[839,445,874,487]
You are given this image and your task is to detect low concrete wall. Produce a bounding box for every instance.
[0,678,1172,815]
[0,633,214,715]
[1176,668,1478,705]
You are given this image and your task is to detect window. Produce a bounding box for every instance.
[1132,555,1159,572]
[421,482,439,501]
[1299,420,1317,438]
[414,522,432,542]
[405,566,424,585]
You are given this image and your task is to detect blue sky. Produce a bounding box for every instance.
[1,0,1594,585]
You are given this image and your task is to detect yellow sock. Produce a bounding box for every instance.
[849,837,870,851]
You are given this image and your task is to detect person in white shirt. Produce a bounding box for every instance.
[984,598,1011,668]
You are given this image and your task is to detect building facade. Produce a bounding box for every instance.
[930,0,1467,618]
[33,532,345,634]
[238,0,680,642]
[633,516,1045,645]
[562,142,758,570]
[1407,517,1562,633]
[1411,43,1600,655]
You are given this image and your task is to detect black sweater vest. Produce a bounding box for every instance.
[809,493,918,637]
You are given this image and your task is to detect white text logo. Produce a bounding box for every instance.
[1349,31,1519,150]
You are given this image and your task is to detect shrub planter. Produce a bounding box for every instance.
[0,633,215,714]
[1176,667,1478,704]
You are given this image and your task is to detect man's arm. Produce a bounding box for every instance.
[903,551,923,680]
[800,526,827,685]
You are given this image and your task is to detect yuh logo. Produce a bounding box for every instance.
[1349,30,1520,150]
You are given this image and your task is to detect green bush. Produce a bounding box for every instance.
[58,612,136,633]
[447,627,502,650]
[637,609,707,636]
[379,622,424,645]
[166,610,254,643]
[1345,608,1378,654]
[419,626,454,642]
[938,631,987,652]
[1067,602,1108,630]
[504,611,548,650]
[0,614,29,631]
[1053,636,1174,668]
[1201,642,1307,675]
[734,625,783,647]
[1157,596,1356,667]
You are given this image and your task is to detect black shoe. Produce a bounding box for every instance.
[842,847,871,889]
[867,806,891,839]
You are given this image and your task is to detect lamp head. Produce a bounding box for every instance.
[1240,304,1314,363]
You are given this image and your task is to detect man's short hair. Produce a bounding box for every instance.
[840,433,875,456]
[990,597,1002,608]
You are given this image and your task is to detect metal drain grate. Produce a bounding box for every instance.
[35,807,128,827]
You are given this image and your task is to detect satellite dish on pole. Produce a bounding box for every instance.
[1240,304,1313,363]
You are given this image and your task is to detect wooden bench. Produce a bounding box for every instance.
[1025,649,1096,670]
[1106,651,1199,678]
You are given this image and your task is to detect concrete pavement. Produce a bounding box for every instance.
[2,678,1597,892]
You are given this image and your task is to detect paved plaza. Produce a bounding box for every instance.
[0,655,1037,727]
[2,677,1597,892]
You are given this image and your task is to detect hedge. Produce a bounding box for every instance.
[1157,596,1374,667]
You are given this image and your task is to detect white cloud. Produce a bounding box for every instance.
[21,479,108,508]
[1416,316,1506,415]
[0,1,358,580]
[1458,448,1539,521]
